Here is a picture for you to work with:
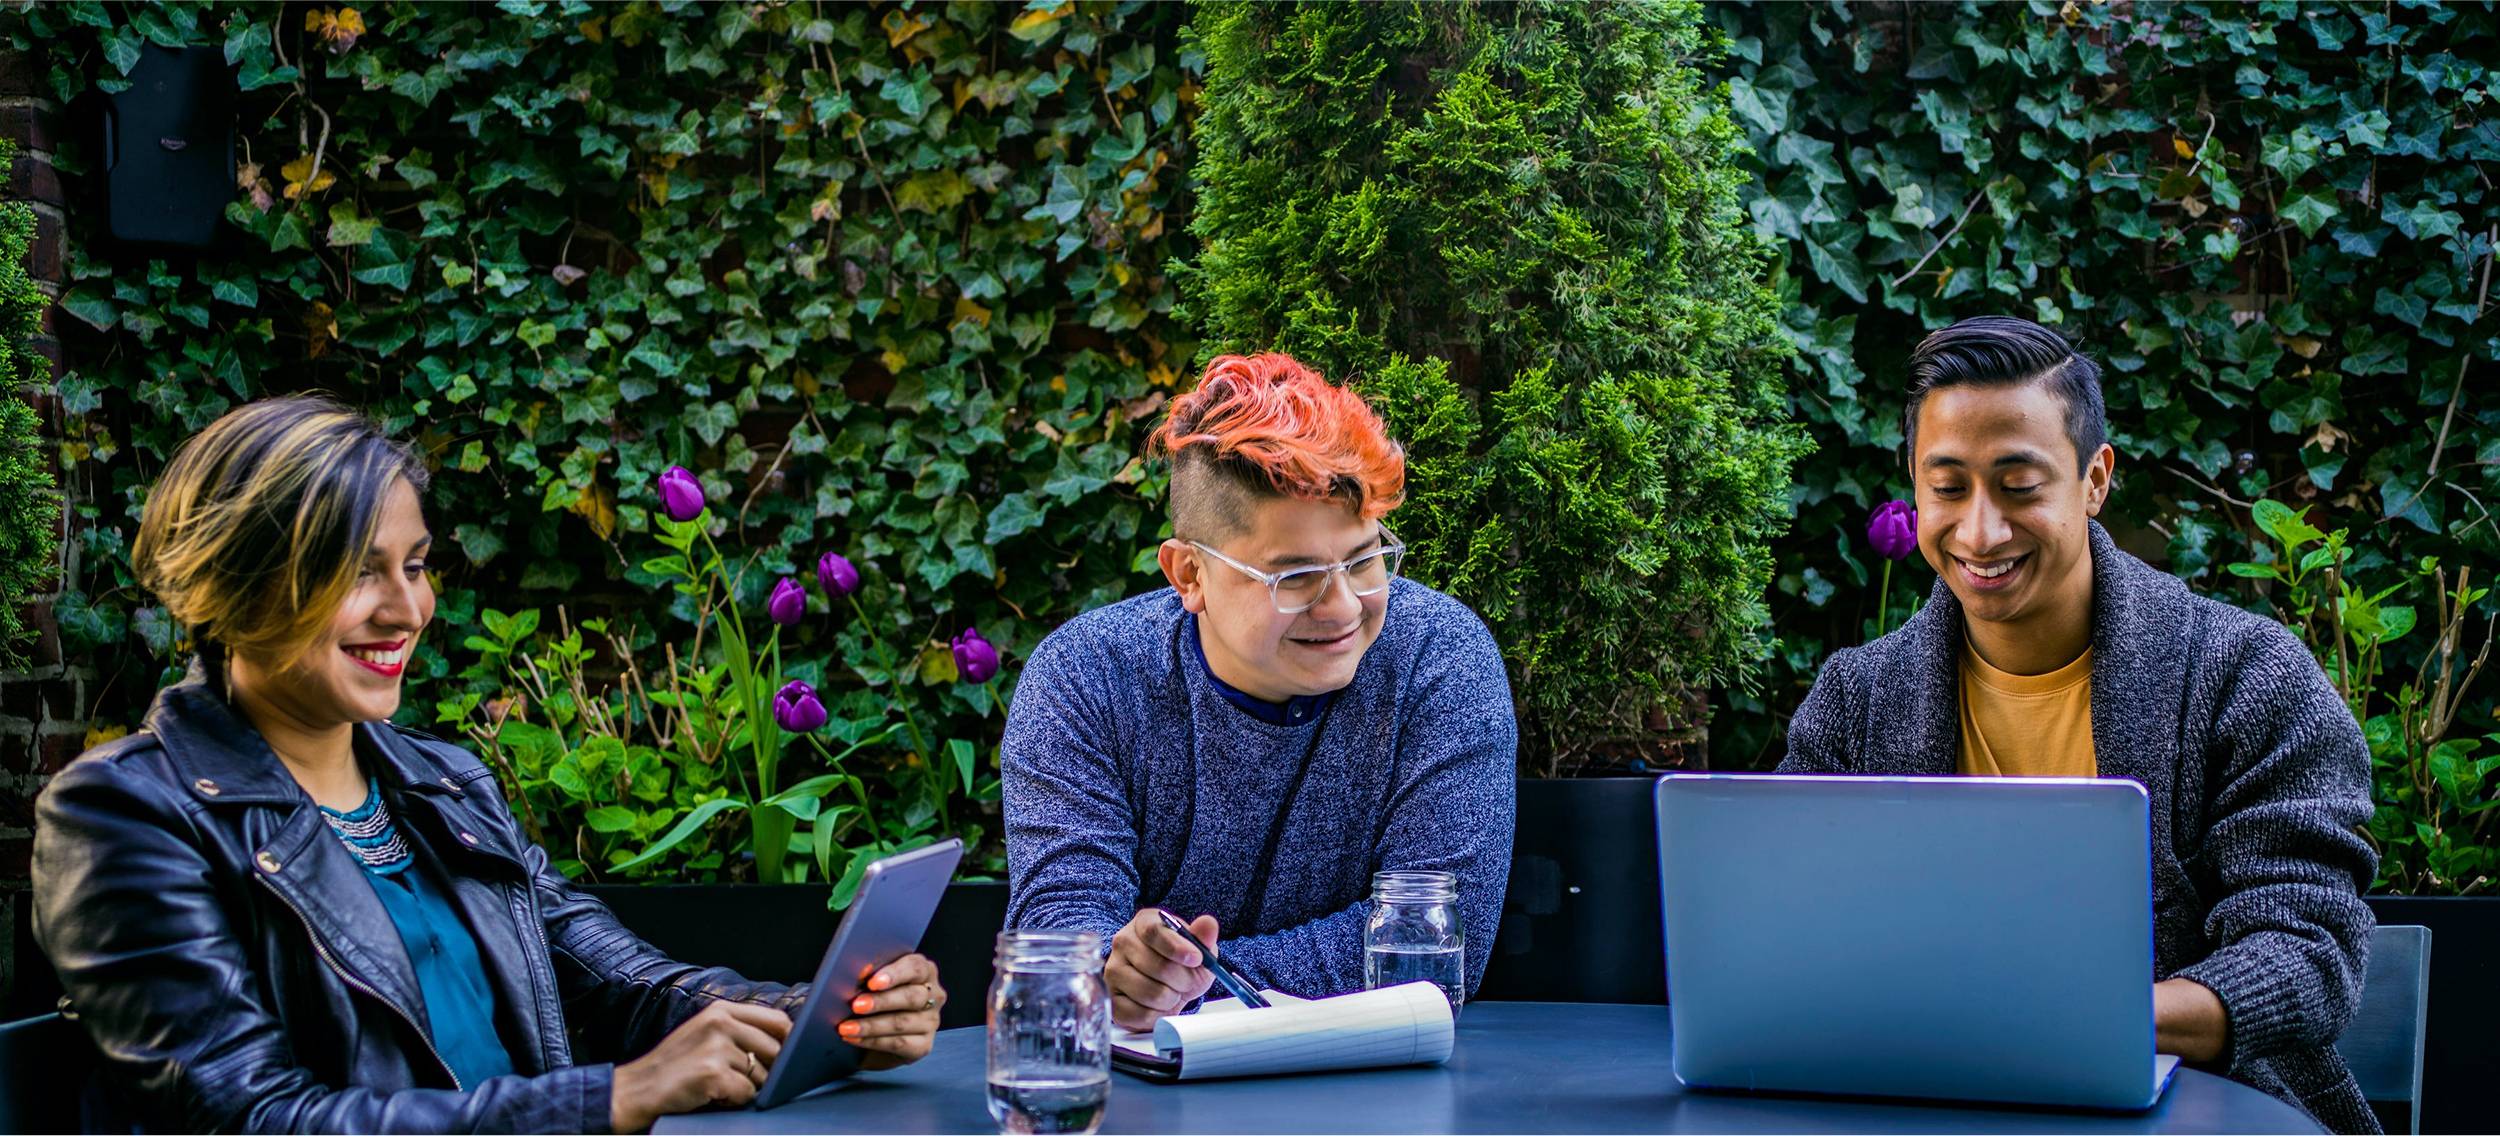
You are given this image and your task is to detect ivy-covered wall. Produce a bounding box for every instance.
[6,0,1198,878]
[1711,1,2499,891]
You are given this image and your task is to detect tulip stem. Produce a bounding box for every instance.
[848,593,932,763]
[1877,559,1893,639]
[698,527,761,804]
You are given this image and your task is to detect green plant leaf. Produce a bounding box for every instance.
[612,797,748,873]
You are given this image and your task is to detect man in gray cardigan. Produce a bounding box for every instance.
[1782,317,2379,1133]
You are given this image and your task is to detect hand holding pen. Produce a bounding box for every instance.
[1106,907,1265,1030]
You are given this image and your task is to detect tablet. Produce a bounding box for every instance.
[752,839,964,1109]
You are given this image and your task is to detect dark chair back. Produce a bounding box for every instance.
[0,1011,96,1134]
[2337,923,2432,1134]
[1476,777,1664,1004]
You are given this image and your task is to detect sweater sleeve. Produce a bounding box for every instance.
[1000,629,1140,952]
[2173,625,2378,1075]
[1776,647,1860,774]
[1216,609,1518,999]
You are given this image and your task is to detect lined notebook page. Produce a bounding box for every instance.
[1140,981,1455,1080]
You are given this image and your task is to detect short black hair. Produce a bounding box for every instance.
[1904,316,2107,475]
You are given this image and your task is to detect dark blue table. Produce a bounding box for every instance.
[656,1003,2322,1134]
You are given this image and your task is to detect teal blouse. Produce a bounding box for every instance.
[320,779,516,1088]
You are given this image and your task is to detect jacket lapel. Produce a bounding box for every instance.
[146,671,434,1038]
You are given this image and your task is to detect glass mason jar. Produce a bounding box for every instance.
[1362,869,1465,1010]
[986,931,1110,1135]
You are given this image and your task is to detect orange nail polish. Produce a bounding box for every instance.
[839,1022,859,1038]
[853,996,873,1014]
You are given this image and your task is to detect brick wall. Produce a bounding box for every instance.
[1,40,80,1015]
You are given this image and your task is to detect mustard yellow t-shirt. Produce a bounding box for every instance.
[1957,643,2098,778]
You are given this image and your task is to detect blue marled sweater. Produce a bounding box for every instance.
[1001,577,1517,997]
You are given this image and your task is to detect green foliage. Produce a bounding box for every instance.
[0,134,62,668]
[2230,502,2497,895]
[10,0,1198,879]
[1708,2,2500,832]
[1184,0,1809,772]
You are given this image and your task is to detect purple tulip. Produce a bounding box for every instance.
[951,626,1001,684]
[1866,499,1919,561]
[656,465,706,523]
[772,679,829,733]
[817,551,859,599]
[767,577,807,626]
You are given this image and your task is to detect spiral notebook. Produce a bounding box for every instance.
[1109,981,1456,1082]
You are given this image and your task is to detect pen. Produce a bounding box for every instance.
[1155,909,1270,1009]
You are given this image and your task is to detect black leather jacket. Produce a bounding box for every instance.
[32,670,798,1133]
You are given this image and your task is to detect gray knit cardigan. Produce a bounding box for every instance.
[1780,521,2380,1134]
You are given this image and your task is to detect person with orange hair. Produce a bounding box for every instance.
[1001,353,1516,1029]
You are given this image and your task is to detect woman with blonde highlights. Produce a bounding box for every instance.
[35,396,943,1133]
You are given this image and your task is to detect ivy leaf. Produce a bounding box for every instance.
[2383,198,2463,241]
[325,202,376,246]
[59,285,117,331]
[985,492,1049,542]
[103,32,143,75]
[1804,236,1869,303]
[1007,2,1070,44]
[2279,190,2339,237]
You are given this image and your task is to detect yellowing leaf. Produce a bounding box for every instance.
[882,9,931,47]
[644,171,670,205]
[569,479,618,541]
[2172,136,2195,160]
[894,170,970,214]
[2284,336,2324,359]
[85,723,129,750]
[915,641,960,685]
[280,154,336,200]
[304,302,338,359]
[1008,3,1070,43]
[579,16,605,42]
[953,297,993,329]
[881,348,909,373]
[1049,374,1067,393]
[1146,362,1177,388]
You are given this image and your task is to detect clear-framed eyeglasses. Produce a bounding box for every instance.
[1189,527,1406,615]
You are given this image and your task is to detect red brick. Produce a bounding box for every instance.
[0,677,74,724]
[25,207,59,283]
[0,50,44,99]
[0,100,60,156]
[20,387,59,421]
[7,150,60,207]
[36,729,83,774]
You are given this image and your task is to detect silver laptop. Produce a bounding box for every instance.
[1654,774,2181,1110]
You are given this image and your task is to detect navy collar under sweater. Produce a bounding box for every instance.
[1183,612,1334,726]
[1779,521,2381,1134]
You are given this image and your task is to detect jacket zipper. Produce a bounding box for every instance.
[256,874,465,1091]
[510,884,564,1071]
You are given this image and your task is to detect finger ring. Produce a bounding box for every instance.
[744,1050,758,1078]
[924,992,936,1011]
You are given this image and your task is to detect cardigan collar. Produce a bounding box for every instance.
[1872,520,2190,792]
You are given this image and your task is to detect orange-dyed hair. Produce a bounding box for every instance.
[1150,353,1405,539]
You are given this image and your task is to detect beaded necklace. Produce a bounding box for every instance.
[318,777,412,876]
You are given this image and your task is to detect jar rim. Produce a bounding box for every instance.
[994,929,1104,969]
[1372,869,1458,900]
